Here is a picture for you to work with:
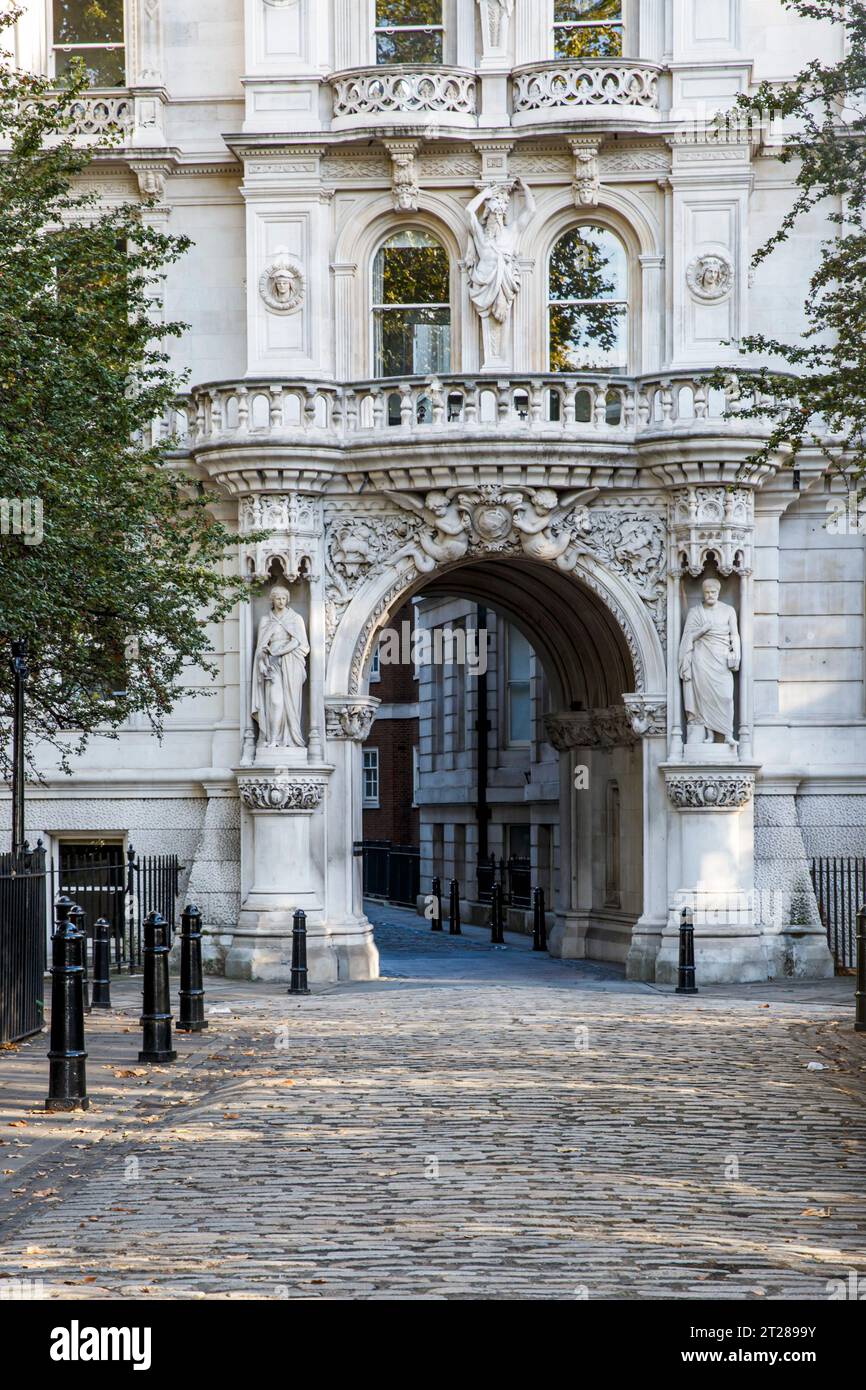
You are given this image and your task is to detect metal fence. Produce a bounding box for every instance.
[477,854,533,908]
[0,845,47,1045]
[810,856,864,972]
[361,841,420,907]
[51,846,180,973]
[0,845,181,1044]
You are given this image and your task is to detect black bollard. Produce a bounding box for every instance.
[431,876,443,932]
[289,908,311,996]
[448,878,462,936]
[91,918,112,1010]
[490,881,505,945]
[139,911,177,1063]
[67,903,91,1014]
[856,906,865,1033]
[177,904,208,1033]
[46,897,89,1112]
[532,886,548,952]
[675,906,699,995]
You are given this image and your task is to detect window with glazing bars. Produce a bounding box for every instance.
[553,1,623,59]
[375,1,444,64]
[52,0,126,87]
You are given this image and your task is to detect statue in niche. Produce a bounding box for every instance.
[465,178,536,364]
[251,583,309,749]
[678,577,741,750]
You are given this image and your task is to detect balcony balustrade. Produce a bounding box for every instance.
[166,373,769,457]
[329,66,477,130]
[67,92,133,136]
[512,60,661,124]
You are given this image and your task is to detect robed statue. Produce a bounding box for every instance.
[678,577,741,749]
[251,583,309,748]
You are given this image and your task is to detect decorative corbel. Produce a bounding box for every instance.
[569,137,601,207]
[383,140,422,212]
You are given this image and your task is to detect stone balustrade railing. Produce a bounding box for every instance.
[17,91,133,139]
[512,60,660,117]
[69,92,132,135]
[329,66,477,127]
[165,373,769,451]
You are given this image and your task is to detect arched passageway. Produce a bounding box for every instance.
[353,555,647,967]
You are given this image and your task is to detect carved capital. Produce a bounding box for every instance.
[325,698,381,742]
[238,777,326,813]
[545,706,637,751]
[665,771,754,810]
[623,693,667,738]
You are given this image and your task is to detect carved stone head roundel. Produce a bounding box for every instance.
[259,248,305,314]
[686,253,733,302]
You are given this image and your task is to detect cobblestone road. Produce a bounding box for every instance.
[1,905,864,1300]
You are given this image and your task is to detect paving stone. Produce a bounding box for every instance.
[0,904,863,1300]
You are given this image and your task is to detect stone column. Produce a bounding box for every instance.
[623,695,668,980]
[323,697,381,981]
[545,712,595,959]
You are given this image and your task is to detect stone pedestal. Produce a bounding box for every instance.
[228,768,337,982]
[657,762,767,984]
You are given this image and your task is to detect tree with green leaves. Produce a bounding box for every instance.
[710,0,866,489]
[0,12,246,777]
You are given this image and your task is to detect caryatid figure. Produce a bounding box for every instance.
[251,583,309,748]
[678,577,741,749]
[465,177,536,365]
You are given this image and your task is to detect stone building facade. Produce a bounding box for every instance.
[6,0,863,984]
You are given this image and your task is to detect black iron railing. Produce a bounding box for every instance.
[476,854,533,908]
[50,846,180,972]
[810,856,864,972]
[0,844,47,1044]
[361,841,420,907]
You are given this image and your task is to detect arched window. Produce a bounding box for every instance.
[548,225,628,371]
[372,230,451,378]
[375,1,444,64]
[553,1,623,59]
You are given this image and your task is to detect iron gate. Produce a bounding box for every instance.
[51,844,180,973]
[810,856,864,972]
[0,845,47,1045]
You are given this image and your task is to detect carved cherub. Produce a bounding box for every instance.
[385,490,470,573]
[512,487,599,570]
